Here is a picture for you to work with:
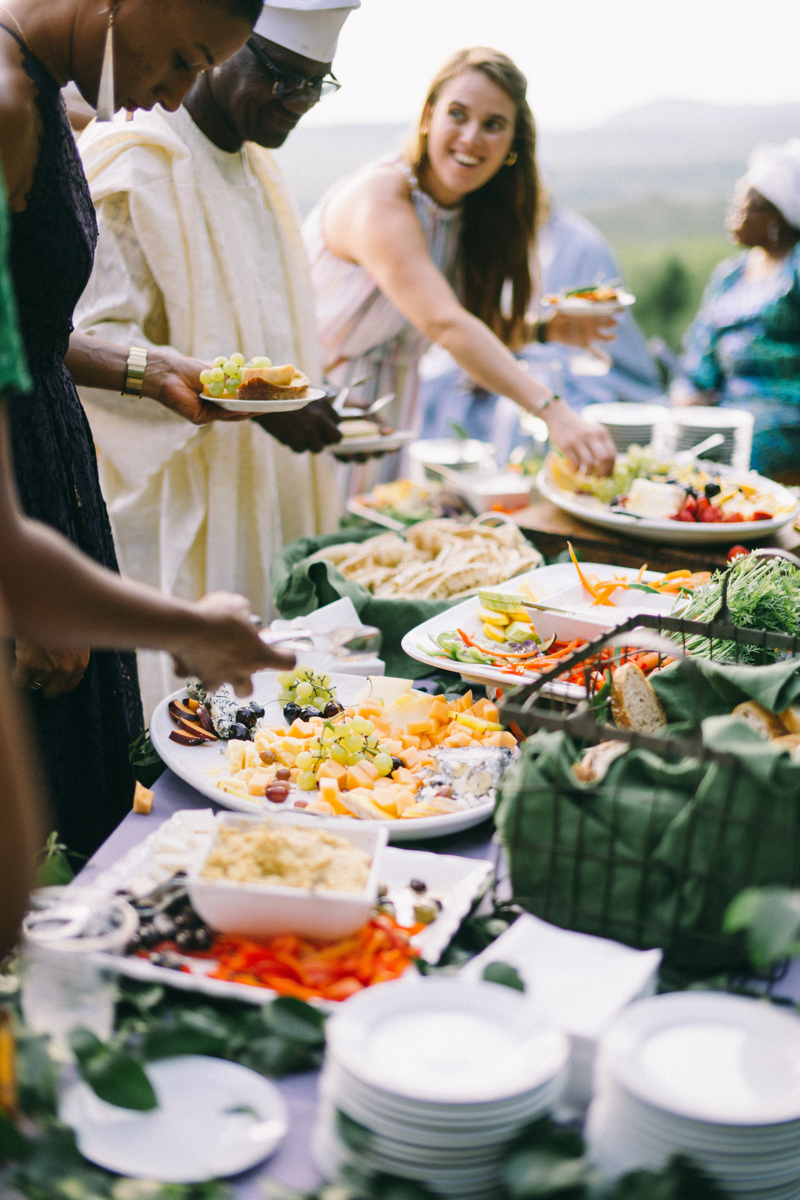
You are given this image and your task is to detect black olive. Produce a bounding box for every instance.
[324,700,344,718]
[236,707,257,729]
[229,722,251,741]
[149,950,183,968]
[283,702,302,723]
[174,908,199,930]
[248,702,265,719]
[300,707,322,722]
[175,929,202,953]
[136,924,162,949]
[192,927,213,951]
[391,756,403,773]
[409,879,427,893]
[705,481,721,499]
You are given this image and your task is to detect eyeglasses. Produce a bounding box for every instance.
[246,39,340,101]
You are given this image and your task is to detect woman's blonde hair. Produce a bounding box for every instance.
[409,47,539,347]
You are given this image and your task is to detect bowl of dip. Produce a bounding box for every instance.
[188,811,387,941]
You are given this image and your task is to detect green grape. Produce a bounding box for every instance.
[377,743,391,755]
[319,674,331,688]
[309,738,322,752]
[277,671,296,688]
[365,733,379,749]
[312,694,329,710]
[231,352,245,367]
[210,367,225,383]
[277,688,294,703]
[223,361,239,376]
[295,750,313,770]
[199,368,213,386]
[223,385,238,397]
[208,382,224,398]
[321,726,336,743]
[374,753,393,777]
[296,666,313,681]
[252,355,272,368]
[345,750,362,766]
[297,770,317,791]
[295,681,314,701]
[212,356,226,369]
[330,742,348,765]
[343,732,363,754]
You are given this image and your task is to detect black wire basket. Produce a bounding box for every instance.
[496,607,800,976]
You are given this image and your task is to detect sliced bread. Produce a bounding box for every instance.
[731,700,787,741]
[610,663,667,734]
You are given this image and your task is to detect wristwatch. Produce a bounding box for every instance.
[121,346,148,397]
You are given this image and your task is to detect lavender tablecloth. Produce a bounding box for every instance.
[75,769,498,1194]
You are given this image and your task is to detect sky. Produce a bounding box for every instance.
[304,0,800,131]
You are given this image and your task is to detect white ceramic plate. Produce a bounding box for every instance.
[326,977,569,1104]
[599,992,800,1126]
[329,429,417,458]
[216,386,326,414]
[543,290,635,316]
[537,463,800,544]
[149,672,495,842]
[401,561,675,691]
[60,1055,287,1182]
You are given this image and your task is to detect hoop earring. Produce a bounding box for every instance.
[504,150,518,167]
[96,1,117,122]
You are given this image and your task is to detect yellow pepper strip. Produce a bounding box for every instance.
[456,712,505,732]
[568,542,615,605]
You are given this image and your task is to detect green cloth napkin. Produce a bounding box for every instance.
[495,656,800,975]
[270,529,459,679]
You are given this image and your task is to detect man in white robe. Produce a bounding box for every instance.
[75,1,358,719]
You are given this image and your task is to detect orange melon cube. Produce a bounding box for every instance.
[359,759,380,781]
[392,765,419,788]
[383,738,403,756]
[418,734,432,750]
[346,763,374,791]
[247,772,271,796]
[371,718,391,735]
[399,746,420,769]
[288,718,315,739]
[318,776,339,801]
[482,731,503,747]
[429,699,450,724]
[318,759,347,782]
[400,734,421,750]
[394,788,418,815]
[499,731,517,748]
[306,798,335,814]
[407,719,434,736]
[444,731,473,748]
[454,690,473,713]
[358,703,384,718]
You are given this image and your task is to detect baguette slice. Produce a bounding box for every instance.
[780,705,800,735]
[573,739,628,783]
[772,733,800,753]
[610,662,667,733]
[731,700,787,741]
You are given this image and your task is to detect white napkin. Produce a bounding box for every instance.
[269,597,385,677]
[459,914,661,1112]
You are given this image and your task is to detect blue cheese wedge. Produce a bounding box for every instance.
[186,680,240,738]
[418,746,514,809]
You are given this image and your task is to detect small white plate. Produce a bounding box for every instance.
[216,386,326,414]
[544,290,635,316]
[329,429,417,458]
[600,992,800,1126]
[60,1055,287,1182]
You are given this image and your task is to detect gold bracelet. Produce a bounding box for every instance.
[121,346,148,397]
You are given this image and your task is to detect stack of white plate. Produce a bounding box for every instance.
[315,978,570,1199]
[586,992,800,1199]
[662,407,754,469]
[583,403,669,453]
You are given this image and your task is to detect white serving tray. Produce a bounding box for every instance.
[537,462,800,544]
[401,561,678,691]
[88,812,493,1002]
[149,672,495,842]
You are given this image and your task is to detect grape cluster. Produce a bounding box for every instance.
[293,714,398,792]
[199,352,273,399]
[277,666,337,714]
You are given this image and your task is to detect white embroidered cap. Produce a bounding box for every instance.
[253,0,360,65]
[744,138,800,230]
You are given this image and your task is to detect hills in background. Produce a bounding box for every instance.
[275,98,800,239]
[274,99,800,347]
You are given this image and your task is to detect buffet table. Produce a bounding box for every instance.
[513,496,800,573]
[75,768,499,1196]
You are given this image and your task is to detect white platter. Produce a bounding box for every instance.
[401,561,676,691]
[329,429,416,458]
[537,462,800,544]
[216,386,326,414]
[61,1055,287,1182]
[149,672,495,842]
[543,289,635,316]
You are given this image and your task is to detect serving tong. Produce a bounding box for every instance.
[255,622,382,660]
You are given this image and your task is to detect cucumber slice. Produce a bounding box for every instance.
[505,621,539,643]
[477,589,529,613]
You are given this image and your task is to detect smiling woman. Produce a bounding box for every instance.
[305,47,617,493]
[0,0,289,859]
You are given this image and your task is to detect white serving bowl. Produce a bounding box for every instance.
[188,811,387,942]
[452,471,533,513]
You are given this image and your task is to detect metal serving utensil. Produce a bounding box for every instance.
[337,392,396,420]
[258,624,382,661]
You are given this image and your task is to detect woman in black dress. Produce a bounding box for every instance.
[0,0,268,858]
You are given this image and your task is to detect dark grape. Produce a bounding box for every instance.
[192,927,212,951]
[323,700,344,718]
[391,756,403,773]
[248,702,265,719]
[229,722,250,741]
[236,707,257,729]
[300,707,322,721]
[705,481,721,499]
[409,879,427,893]
[136,924,162,949]
[275,767,291,781]
[283,702,302,723]
[174,908,200,930]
